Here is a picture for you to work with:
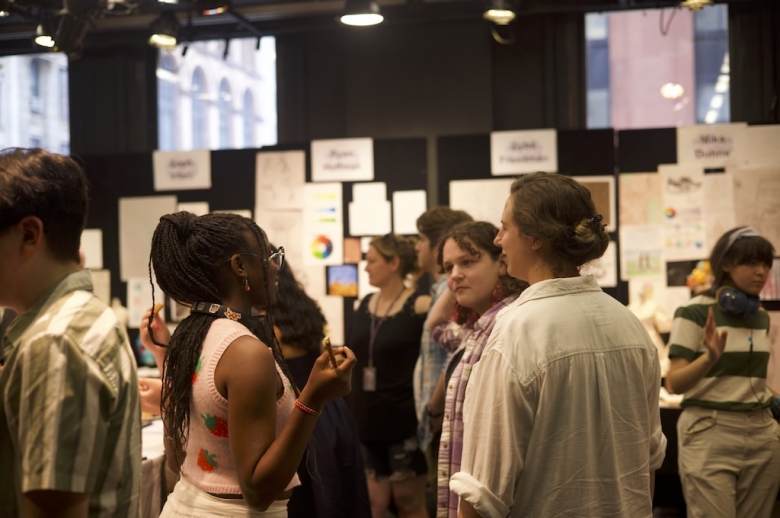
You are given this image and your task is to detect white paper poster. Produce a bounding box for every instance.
[702,173,736,252]
[741,125,780,167]
[349,182,391,236]
[127,276,164,329]
[177,201,209,216]
[119,195,178,281]
[449,178,514,227]
[349,201,391,237]
[490,129,558,176]
[256,150,305,210]
[392,190,427,235]
[80,229,103,269]
[619,225,663,281]
[303,183,344,266]
[255,209,304,270]
[319,297,345,347]
[311,138,374,182]
[676,123,746,168]
[660,165,707,261]
[619,173,664,226]
[731,167,780,250]
[628,276,668,315]
[153,150,211,191]
[580,241,617,288]
[89,269,111,305]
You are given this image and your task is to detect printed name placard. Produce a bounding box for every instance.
[311,138,374,182]
[490,129,558,176]
[153,150,212,191]
[676,123,746,168]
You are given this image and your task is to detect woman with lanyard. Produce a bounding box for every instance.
[347,233,432,518]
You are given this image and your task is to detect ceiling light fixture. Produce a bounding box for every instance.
[484,0,516,25]
[34,23,55,48]
[190,0,229,16]
[148,11,179,49]
[340,0,383,26]
[680,0,712,11]
[660,83,684,99]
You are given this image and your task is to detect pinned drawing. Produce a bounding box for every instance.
[731,167,780,250]
[256,150,306,211]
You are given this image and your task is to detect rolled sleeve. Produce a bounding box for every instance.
[452,347,533,517]
[450,471,509,518]
[10,335,110,494]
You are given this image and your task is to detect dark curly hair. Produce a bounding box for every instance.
[268,258,327,355]
[148,211,295,459]
[437,221,528,327]
[509,172,610,276]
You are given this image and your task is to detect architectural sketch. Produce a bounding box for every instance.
[732,167,780,250]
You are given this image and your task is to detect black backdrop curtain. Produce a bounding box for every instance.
[729,0,780,124]
[276,14,587,144]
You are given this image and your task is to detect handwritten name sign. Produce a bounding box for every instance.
[311,138,374,182]
[491,129,558,175]
[676,123,746,167]
[153,150,212,191]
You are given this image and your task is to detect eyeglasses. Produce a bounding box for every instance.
[229,246,285,271]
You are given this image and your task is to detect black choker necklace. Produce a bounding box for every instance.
[191,302,276,346]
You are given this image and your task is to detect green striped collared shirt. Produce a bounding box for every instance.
[668,294,772,412]
[0,269,141,518]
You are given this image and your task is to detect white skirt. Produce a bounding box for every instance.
[160,477,289,518]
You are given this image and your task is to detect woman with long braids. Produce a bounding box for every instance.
[148,211,355,517]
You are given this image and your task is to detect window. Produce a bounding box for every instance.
[59,68,69,122]
[158,54,178,151]
[243,89,254,148]
[30,59,42,114]
[218,78,232,149]
[694,6,729,124]
[0,54,68,153]
[156,36,277,151]
[191,67,208,149]
[586,5,729,129]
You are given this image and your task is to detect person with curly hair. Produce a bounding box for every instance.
[423,221,527,518]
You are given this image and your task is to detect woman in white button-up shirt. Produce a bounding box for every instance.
[451,172,666,518]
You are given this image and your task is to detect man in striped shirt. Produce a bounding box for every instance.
[0,148,141,518]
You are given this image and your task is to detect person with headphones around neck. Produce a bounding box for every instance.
[666,226,780,518]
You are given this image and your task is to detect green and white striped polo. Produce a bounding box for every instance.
[668,294,772,412]
[0,269,141,517]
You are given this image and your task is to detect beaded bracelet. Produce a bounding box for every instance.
[295,399,322,417]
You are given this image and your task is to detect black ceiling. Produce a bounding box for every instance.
[0,0,734,56]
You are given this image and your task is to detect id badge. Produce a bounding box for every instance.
[363,367,377,392]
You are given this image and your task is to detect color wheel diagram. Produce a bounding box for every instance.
[311,235,334,259]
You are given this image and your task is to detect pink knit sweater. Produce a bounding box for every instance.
[180,318,301,495]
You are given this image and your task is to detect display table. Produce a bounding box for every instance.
[141,419,166,518]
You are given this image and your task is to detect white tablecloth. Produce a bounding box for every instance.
[141,420,166,518]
